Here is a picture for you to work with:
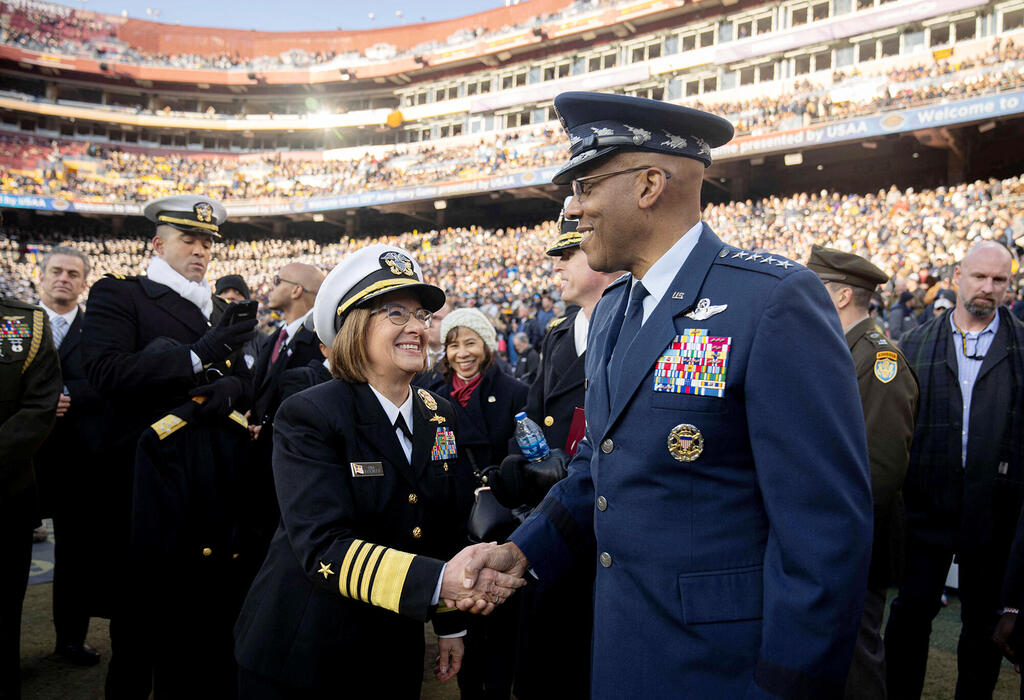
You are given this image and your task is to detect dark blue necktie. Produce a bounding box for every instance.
[608,281,648,396]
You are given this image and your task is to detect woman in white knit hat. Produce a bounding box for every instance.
[436,306,528,699]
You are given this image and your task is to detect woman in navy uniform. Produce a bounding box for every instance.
[234,245,519,698]
[434,307,528,700]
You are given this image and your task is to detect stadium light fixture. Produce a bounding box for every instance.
[434,200,447,210]
[784,153,803,166]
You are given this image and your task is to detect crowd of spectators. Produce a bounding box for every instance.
[0,0,620,71]
[1,37,1021,204]
[4,174,1022,330]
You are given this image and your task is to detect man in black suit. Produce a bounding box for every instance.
[511,332,539,384]
[0,294,61,700]
[251,263,324,427]
[33,246,103,666]
[81,194,256,699]
[885,241,1024,699]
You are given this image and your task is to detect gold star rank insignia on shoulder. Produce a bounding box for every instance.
[318,562,334,579]
[417,388,438,411]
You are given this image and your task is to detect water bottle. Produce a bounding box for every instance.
[514,411,550,462]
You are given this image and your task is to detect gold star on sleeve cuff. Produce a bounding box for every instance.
[318,561,334,579]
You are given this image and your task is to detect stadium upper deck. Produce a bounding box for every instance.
[2,0,1024,226]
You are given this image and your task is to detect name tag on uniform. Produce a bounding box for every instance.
[350,462,384,477]
[652,329,731,398]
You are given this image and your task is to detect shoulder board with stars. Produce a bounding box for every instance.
[864,329,892,349]
[715,247,802,277]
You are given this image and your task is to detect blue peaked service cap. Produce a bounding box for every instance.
[551,92,735,185]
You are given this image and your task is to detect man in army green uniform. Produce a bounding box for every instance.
[0,296,61,700]
[807,244,920,698]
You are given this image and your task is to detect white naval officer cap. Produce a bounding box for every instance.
[312,244,446,347]
[143,194,227,238]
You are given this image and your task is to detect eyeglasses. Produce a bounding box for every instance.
[373,303,433,327]
[570,166,670,202]
[274,275,301,288]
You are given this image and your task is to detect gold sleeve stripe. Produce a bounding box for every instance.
[368,548,416,614]
[338,539,366,599]
[436,603,457,614]
[348,543,374,601]
[22,309,44,373]
[358,545,385,603]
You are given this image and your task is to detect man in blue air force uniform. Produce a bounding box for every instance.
[457,92,874,699]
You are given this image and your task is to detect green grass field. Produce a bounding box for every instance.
[17,584,1021,699]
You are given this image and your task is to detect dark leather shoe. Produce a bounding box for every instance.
[55,643,101,666]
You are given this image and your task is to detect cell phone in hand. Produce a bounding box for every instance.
[223,300,259,324]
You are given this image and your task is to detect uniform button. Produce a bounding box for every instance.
[443,462,449,472]
[202,547,213,557]
[408,493,419,504]
[412,527,423,539]
[599,552,612,568]
[601,439,614,454]
[225,359,232,368]
[597,496,608,511]
[232,552,240,560]
[544,416,554,427]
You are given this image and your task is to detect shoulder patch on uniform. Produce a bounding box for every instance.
[874,350,898,384]
[547,315,568,331]
[715,247,803,277]
[151,413,187,440]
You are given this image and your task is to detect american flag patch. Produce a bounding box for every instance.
[652,329,731,398]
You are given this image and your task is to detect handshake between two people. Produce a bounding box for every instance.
[439,541,531,614]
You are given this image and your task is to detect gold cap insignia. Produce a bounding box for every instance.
[668,423,703,462]
[417,388,438,411]
[194,201,214,223]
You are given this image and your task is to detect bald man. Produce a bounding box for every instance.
[253,263,325,422]
[885,241,1024,699]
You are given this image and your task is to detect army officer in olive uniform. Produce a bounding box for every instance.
[0,296,61,700]
[234,244,524,698]
[807,245,920,698]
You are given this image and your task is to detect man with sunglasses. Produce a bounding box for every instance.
[455,92,873,699]
[885,241,1024,699]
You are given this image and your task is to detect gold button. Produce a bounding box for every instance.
[597,496,607,511]
[232,552,240,560]
[544,416,554,427]
[600,552,612,568]
[225,359,232,368]
[412,527,423,539]
[408,493,419,504]
[443,462,449,471]
[202,547,213,557]
[601,439,614,454]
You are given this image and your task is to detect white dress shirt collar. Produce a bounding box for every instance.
[634,220,704,323]
[367,384,414,462]
[281,310,311,346]
[39,303,78,327]
[573,308,589,356]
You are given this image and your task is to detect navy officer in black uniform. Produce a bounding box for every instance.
[80,194,257,699]
[456,92,873,699]
[234,244,525,699]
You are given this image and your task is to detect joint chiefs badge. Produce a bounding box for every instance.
[417,388,438,411]
[668,423,703,462]
[193,201,214,223]
[874,350,898,384]
[380,250,415,277]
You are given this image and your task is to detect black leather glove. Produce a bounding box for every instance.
[191,315,257,364]
[189,376,245,419]
[488,449,568,508]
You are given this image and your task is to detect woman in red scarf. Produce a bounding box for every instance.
[436,307,528,700]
